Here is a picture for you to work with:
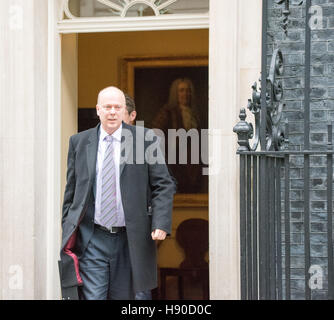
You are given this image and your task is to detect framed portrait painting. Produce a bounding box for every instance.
[121,55,208,206]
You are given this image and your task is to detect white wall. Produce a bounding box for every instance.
[61,33,78,209]
[209,0,262,299]
[0,0,64,300]
[0,0,48,299]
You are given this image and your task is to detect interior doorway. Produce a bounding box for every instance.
[61,28,209,299]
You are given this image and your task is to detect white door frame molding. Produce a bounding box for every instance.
[47,0,62,299]
[48,0,263,301]
[57,13,209,33]
[48,0,221,301]
[208,0,262,300]
[58,0,208,33]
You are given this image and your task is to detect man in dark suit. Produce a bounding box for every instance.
[124,94,137,126]
[58,86,175,300]
[123,94,152,301]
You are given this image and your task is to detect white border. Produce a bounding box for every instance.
[47,0,62,299]
[58,13,209,33]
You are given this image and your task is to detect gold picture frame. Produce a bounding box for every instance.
[121,55,208,96]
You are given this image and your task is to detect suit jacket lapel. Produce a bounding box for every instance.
[87,124,100,198]
[120,122,135,177]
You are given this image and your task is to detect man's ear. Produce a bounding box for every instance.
[130,110,137,122]
[96,105,100,117]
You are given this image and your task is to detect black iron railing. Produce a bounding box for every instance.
[236,137,334,300]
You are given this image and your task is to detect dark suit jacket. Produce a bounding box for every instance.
[58,122,176,299]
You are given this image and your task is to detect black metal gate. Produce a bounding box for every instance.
[234,0,334,300]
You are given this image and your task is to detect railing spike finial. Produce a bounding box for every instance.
[239,107,247,121]
[233,108,253,152]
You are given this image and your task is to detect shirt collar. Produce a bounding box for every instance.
[100,123,123,143]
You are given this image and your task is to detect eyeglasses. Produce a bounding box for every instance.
[100,104,124,112]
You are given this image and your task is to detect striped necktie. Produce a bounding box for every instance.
[99,135,117,229]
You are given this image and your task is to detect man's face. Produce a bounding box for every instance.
[123,109,137,125]
[177,81,191,106]
[96,89,126,134]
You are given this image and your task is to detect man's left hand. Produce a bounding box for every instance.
[151,229,167,240]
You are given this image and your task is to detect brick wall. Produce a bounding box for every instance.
[267,0,334,299]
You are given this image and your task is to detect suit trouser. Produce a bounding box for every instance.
[135,290,152,300]
[78,225,134,300]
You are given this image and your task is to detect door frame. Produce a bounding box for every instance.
[48,0,211,299]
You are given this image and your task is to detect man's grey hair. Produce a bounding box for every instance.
[125,94,136,114]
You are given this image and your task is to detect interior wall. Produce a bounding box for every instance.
[78,29,209,108]
[77,29,209,273]
[61,34,78,203]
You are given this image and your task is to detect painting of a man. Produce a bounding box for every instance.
[152,78,204,193]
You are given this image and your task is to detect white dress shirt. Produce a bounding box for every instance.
[94,124,125,227]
